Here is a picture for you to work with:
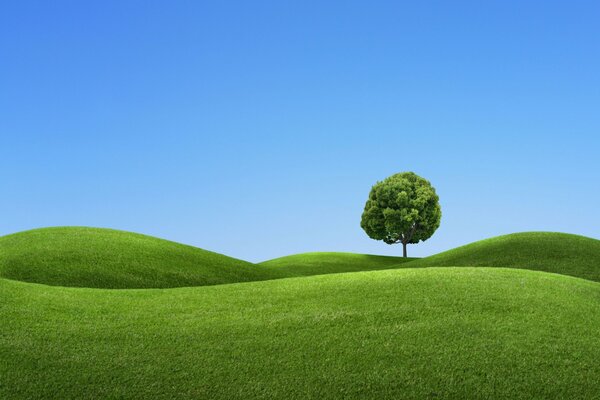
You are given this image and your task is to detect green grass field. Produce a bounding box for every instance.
[404,232,600,282]
[1,227,600,399]
[259,252,415,276]
[0,227,286,288]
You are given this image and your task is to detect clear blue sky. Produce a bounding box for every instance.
[1,1,599,261]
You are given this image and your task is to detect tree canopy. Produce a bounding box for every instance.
[360,172,441,257]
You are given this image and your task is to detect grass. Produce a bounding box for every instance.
[404,232,600,282]
[4,228,599,289]
[259,252,415,276]
[1,268,600,399]
[2,226,600,398]
[0,227,285,288]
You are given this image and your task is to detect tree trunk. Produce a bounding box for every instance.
[402,242,407,258]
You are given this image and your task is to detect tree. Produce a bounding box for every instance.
[360,172,441,257]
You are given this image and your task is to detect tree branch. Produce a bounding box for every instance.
[404,223,418,244]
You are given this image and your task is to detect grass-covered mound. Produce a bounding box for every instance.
[404,232,600,282]
[259,252,414,276]
[0,227,285,288]
[2,268,600,399]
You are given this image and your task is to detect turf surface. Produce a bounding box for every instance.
[1,268,600,399]
[2,227,600,399]
[0,227,285,288]
[404,232,600,282]
[259,252,415,276]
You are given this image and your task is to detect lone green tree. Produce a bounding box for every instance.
[360,172,441,257]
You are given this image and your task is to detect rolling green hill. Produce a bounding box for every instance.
[1,267,600,399]
[2,228,599,291]
[2,228,600,398]
[0,227,285,288]
[404,232,600,282]
[259,252,415,276]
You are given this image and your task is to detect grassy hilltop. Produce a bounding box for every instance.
[0,227,285,288]
[259,252,414,276]
[260,232,600,283]
[1,226,600,399]
[404,232,600,282]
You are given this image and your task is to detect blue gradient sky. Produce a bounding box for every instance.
[2,1,599,261]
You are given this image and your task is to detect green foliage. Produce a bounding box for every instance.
[361,172,441,255]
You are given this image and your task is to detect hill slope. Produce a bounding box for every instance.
[259,252,415,276]
[0,227,285,288]
[405,232,600,282]
[1,268,600,399]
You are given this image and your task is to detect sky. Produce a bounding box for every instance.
[1,1,599,262]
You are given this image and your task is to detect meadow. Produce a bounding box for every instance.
[1,227,599,399]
